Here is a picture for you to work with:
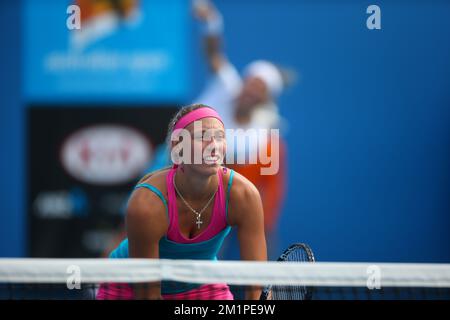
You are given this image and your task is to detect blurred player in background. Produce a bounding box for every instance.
[192,0,289,260]
[141,0,291,261]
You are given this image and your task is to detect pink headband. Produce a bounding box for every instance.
[173,107,224,131]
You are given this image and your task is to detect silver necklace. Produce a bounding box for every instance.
[173,173,218,229]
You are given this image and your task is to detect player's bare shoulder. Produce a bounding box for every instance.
[224,168,260,198]
[127,168,171,232]
[224,168,263,226]
[138,167,170,195]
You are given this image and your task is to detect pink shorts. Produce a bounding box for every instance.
[96,282,234,300]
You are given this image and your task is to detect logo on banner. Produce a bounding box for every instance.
[33,188,88,219]
[69,0,142,51]
[60,124,152,185]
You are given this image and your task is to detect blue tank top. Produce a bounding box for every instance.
[109,169,235,294]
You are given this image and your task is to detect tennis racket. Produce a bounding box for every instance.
[260,243,315,300]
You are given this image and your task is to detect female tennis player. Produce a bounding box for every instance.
[97,104,267,300]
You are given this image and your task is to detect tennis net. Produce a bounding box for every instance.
[0,259,449,300]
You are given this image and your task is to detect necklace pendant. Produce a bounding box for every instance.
[196,217,203,229]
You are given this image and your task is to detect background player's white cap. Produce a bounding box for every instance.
[243,60,284,97]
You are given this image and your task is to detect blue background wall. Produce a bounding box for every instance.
[1,0,449,261]
[0,1,24,257]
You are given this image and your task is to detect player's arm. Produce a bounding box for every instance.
[228,174,268,300]
[126,187,168,300]
[193,0,227,73]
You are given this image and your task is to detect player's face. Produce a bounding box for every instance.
[185,117,226,176]
[236,76,270,113]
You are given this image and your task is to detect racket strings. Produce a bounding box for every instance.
[263,243,315,300]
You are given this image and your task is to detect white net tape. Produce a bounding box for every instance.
[0,259,449,288]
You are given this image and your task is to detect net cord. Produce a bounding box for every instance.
[0,259,449,288]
